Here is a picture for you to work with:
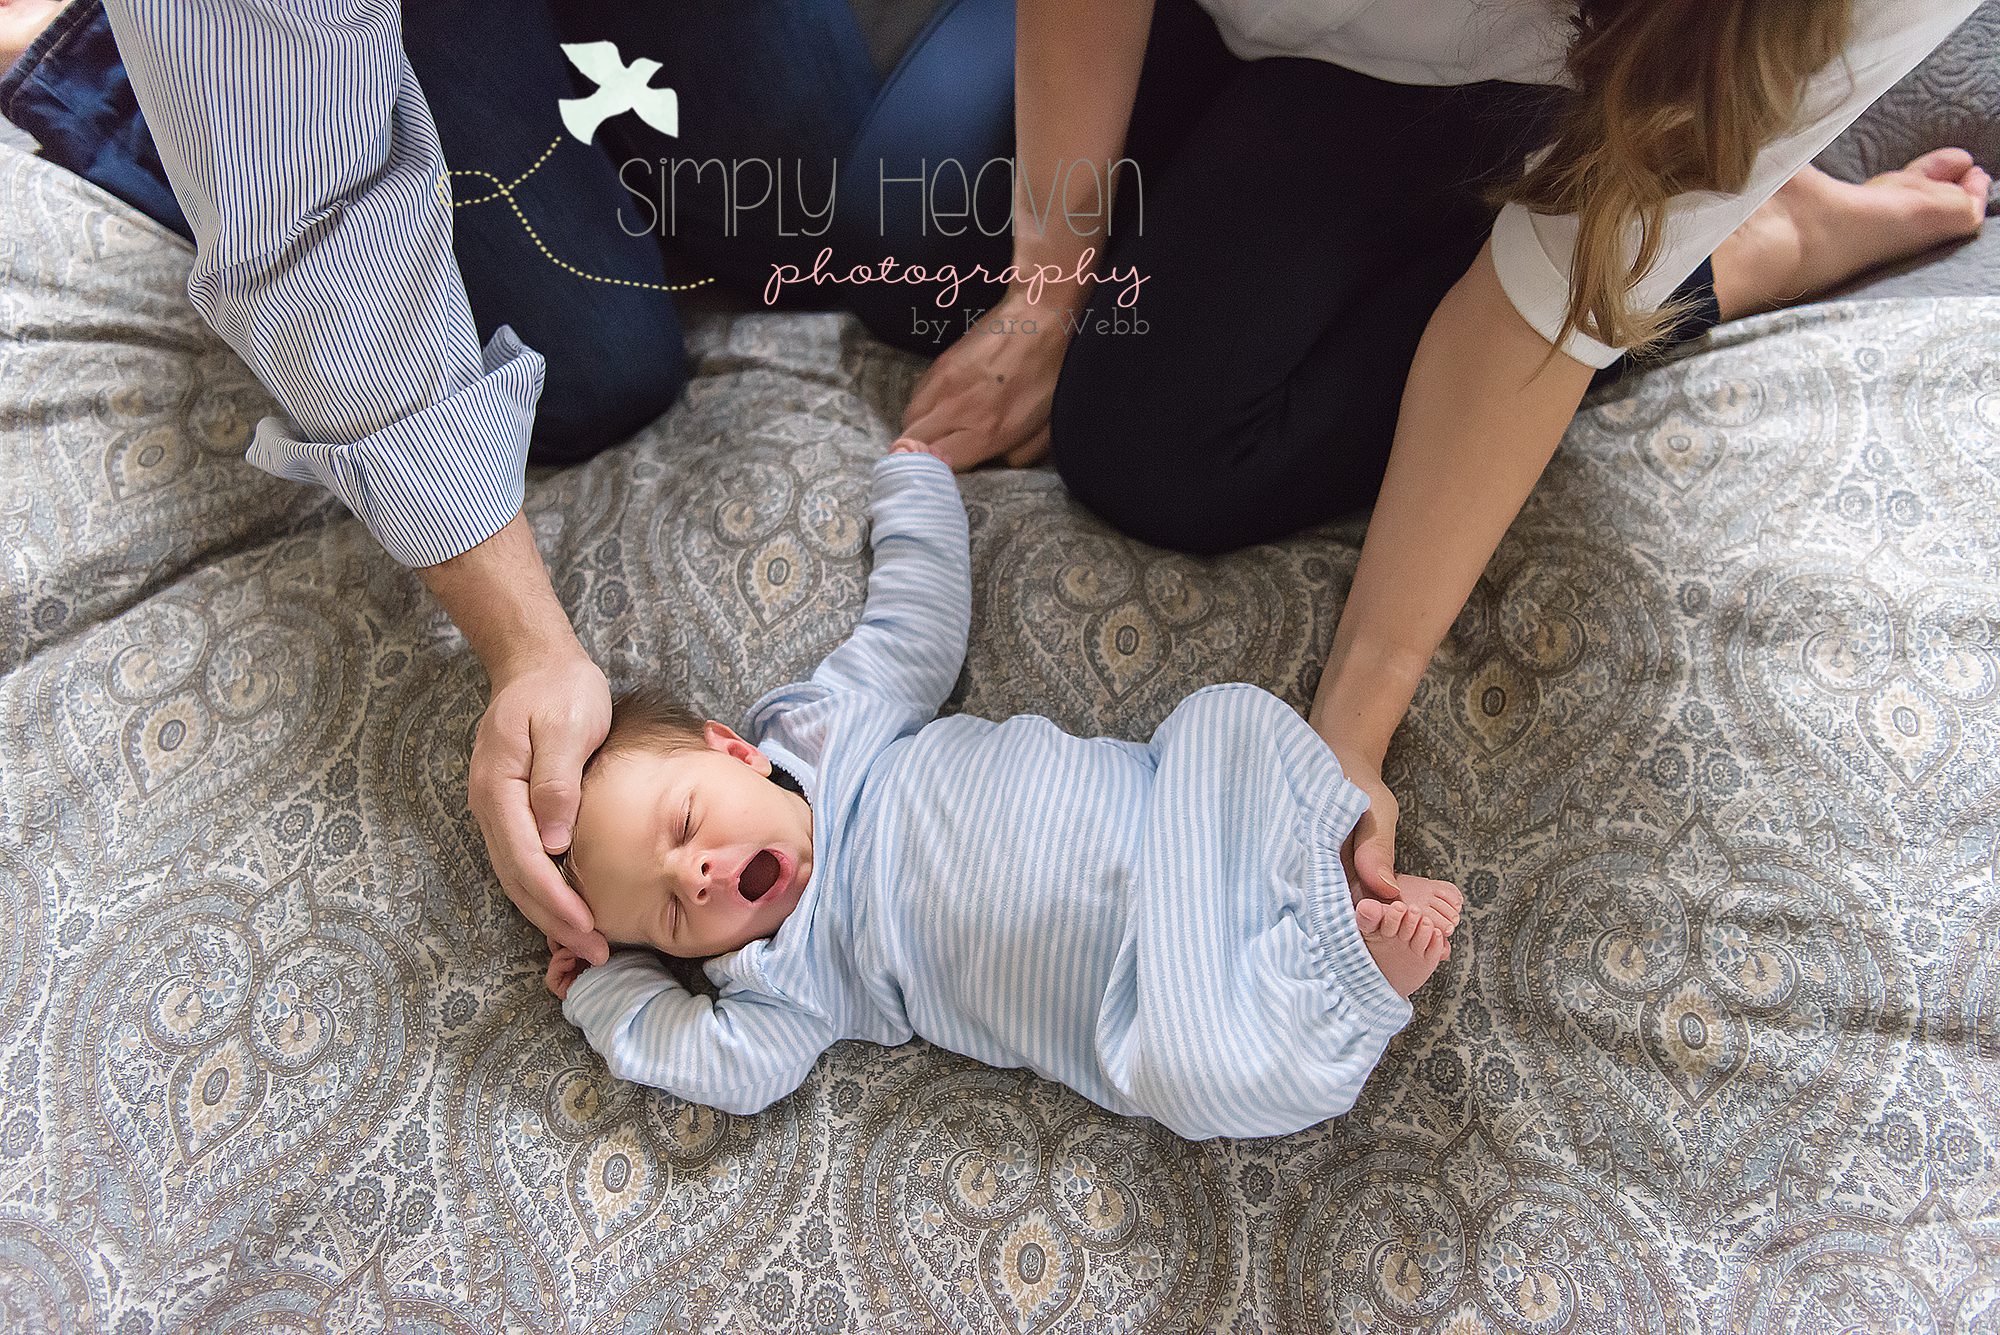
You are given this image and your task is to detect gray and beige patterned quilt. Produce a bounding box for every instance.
[4,86,2000,1335]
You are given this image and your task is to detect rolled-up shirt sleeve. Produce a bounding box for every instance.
[98,0,542,566]
[1490,0,1982,368]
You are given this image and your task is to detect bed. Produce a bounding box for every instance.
[2,9,1996,1329]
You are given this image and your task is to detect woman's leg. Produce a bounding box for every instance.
[1049,57,1591,555]
[1045,5,1983,555]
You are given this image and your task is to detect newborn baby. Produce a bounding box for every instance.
[546,450,1460,1140]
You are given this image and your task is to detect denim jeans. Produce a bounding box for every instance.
[2,0,1013,462]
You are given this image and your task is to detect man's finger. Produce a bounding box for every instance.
[493,786,610,964]
[525,713,598,853]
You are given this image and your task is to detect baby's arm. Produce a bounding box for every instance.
[807,451,972,724]
[560,953,833,1115]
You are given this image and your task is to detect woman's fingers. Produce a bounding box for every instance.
[903,358,949,429]
[1003,424,1052,468]
[1350,816,1403,901]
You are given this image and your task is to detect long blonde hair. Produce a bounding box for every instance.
[1491,0,1853,357]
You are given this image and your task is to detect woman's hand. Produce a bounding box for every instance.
[1330,750,1462,946]
[1334,752,1405,905]
[897,289,1077,469]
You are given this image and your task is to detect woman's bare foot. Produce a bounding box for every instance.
[1355,898,1451,1000]
[1,0,69,70]
[1712,148,1992,320]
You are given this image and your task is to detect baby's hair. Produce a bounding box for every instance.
[592,684,710,767]
[552,684,710,893]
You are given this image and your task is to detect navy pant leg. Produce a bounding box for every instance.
[1049,0,1722,555]
[1,0,192,238]
[400,0,689,466]
[557,0,1018,354]
[827,0,1017,353]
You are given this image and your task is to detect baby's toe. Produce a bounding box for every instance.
[1354,897,1387,934]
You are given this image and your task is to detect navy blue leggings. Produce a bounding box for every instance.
[1,0,1016,465]
[1045,0,1720,553]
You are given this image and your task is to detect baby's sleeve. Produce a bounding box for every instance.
[562,952,834,1115]
[807,453,973,726]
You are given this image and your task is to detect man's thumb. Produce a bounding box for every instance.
[527,734,588,852]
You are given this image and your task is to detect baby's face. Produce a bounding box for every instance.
[565,723,814,958]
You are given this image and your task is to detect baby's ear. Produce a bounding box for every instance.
[702,721,772,775]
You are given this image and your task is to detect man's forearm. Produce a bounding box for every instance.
[417,511,580,681]
[1311,240,1597,766]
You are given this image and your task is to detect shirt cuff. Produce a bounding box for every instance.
[1489,202,1624,369]
[244,323,545,567]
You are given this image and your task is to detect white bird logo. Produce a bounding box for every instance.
[558,41,679,145]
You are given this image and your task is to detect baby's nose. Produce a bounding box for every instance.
[688,855,715,900]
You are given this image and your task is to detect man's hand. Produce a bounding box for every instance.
[469,646,612,965]
[419,511,613,966]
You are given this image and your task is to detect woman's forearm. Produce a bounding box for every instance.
[1310,239,1598,767]
[1012,0,1154,308]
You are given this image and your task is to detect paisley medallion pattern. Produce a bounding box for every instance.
[4,106,2000,1334]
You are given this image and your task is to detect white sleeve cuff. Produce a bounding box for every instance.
[1488,202,1624,369]
[245,324,543,567]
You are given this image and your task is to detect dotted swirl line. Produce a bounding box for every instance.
[440,135,714,294]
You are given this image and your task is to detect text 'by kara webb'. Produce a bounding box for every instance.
[617,155,1144,244]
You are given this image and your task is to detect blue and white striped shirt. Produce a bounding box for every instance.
[98,0,537,566]
[563,453,1414,1139]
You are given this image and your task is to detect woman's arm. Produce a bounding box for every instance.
[1309,237,1595,896]
[897,0,1155,468]
[1008,0,1155,304]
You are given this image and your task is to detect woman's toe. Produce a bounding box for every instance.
[1905,145,1975,182]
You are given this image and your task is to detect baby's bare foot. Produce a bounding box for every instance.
[1714,148,1991,319]
[1355,898,1451,1000]
[1348,870,1463,936]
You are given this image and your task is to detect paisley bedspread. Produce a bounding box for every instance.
[2,136,1997,1333]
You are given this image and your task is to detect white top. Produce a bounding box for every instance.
[1194,0,1982,365]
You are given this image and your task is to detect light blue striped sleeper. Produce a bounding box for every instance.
[563,452,1413,1139]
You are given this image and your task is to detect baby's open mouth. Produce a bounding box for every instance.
[739,849,781,903]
